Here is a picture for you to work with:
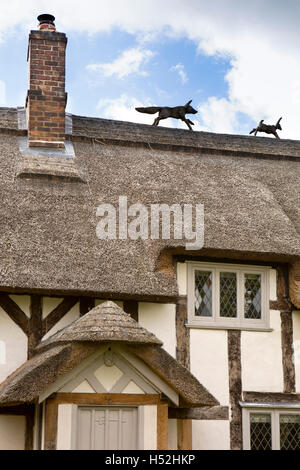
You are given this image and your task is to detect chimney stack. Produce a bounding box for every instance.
[26,14,67,148]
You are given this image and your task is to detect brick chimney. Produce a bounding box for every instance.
[26,14,67,149]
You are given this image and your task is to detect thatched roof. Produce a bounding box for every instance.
[39,301,162,347]
[0,108,299,299]
[0,302,218,407]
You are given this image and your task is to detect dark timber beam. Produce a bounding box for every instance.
[42,297,78,336]
[243,392,300,403]
[228,330,242,450]
[169,406,229,420]
[79,297,95,317]
[281,311,296,393]
[0,294,29,335]
[273,265,296,393]
[176,297,190,370]
[28,295,43,358]
[123,300,139,322]
[175,296,192,450]
[25,406,35,450]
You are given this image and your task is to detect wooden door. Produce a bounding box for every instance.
[76,406,138,450]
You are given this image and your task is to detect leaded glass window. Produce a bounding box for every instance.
[244,274,261,319]
[220,272,237,318]
[195,270,212,317]
[243,409,300,450]
[188,262,269,329]
[280,415,300,450]
[250,413,272,450]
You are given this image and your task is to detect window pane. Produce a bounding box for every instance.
[220,272,237,318]
[244,274,261,319]
[250,413,272,450]
[195,271,212,317]
[280,414,300,450]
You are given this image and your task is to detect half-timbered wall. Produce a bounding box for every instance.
[0,259,299,451]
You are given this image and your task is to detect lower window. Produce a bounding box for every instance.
[243,408,300,450]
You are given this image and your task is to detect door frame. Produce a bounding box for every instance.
[44,393,168,450]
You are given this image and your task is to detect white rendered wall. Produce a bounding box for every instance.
[138,303,176,358]
[192,420,230,450]
[0,306,28,383]
[241,266,282,393]
[177,263,187,296]
[42,297,63,319]
[142,405,157,450]
[57,404,75,450]
[168,419,178,450]
[0,416,26,450]
[293,310,300,393]
[241,310,283,392]
[43,302,80,340]
[190,328,229,406]
[9,295,31,317]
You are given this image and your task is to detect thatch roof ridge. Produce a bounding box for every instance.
[71,113,300,160]
[1,107,300,159]
[38,301,162,349]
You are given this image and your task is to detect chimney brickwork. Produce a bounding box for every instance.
[27,15,67,149]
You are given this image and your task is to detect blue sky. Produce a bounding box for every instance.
[0,1,300,138]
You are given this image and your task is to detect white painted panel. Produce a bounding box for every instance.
[9,295,30,318]
[42,297,64,319]
[42,303,80,340]
[139,303,176,358]
[57,404,75,450]
[190,328,229,405]
[143,405,157,450]
[192,420,230,450]
[0,416,26,450]
[177,263,187,296]
[241,310,283,392]
[293,311,300,393]
[269,269,277,301]
[0,307,28,383]
[122,381,145,394]
[94,364,123,392]
[168,419,177,450]
[72,380,95,393]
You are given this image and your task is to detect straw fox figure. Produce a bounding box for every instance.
[250,117,282,139]
[136,100,198,130]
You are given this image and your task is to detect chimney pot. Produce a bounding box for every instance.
[37,14,56,31]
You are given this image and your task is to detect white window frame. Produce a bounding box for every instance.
[242,406,300,450]
[187,262,271,330]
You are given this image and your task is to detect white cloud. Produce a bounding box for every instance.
[97,94,175,127]
[0,80,6,105]
[197,97,238,134]
[1,1,300,137]
[170,63,188,85]
[87,47,154,79]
